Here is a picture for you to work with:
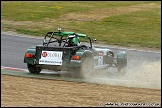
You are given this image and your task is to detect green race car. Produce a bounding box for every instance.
[24,28,127,78]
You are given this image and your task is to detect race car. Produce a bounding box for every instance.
[24,28,127,79]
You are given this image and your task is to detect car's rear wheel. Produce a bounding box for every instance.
[80,55,94,79]
[27,64,42,74]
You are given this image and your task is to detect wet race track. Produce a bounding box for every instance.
[1,32,161,89]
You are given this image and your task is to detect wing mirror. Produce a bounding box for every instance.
[93,39,97,42]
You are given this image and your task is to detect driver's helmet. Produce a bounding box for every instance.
[68,35,80,46]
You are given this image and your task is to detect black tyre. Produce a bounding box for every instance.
[118,66,127,76]
[117,51,127,76]
[27,64,42,74]
[117,59,127,76]
[80,55,94,79]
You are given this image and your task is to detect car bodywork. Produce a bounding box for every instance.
[24,28,127,78]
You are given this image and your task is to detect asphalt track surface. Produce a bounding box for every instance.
[1,33,161,89]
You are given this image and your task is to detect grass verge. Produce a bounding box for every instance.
[1,1,161,50]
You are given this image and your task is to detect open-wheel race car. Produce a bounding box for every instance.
[24,28,127,79]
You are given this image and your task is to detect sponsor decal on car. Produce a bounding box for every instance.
[39,51,63,65]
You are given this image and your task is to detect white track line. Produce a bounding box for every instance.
[1,66,27,72]
[1,66,64,74]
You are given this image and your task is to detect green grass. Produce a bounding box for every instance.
[1,1,161,49]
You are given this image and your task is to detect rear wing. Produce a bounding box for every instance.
[44,31,88,38]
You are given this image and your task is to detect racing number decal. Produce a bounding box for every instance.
[97,52,103,66]
[98,56,103,66]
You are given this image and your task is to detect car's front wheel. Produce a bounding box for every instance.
[27,64,42,74]
[118,65,127,76]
